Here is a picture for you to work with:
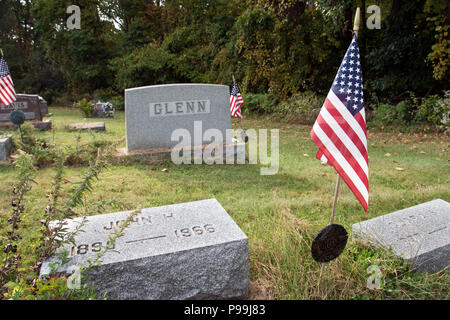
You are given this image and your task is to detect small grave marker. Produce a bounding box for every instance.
[40,199,250,300]
[353,199,450,272]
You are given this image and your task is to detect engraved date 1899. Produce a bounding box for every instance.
[174,224,215,238]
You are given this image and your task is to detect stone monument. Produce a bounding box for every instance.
[40,199,250,300]
[121,84,245,161]
[0,94,51,130]
[353,199,450,273]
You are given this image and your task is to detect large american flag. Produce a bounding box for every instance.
[230,82,244,118]
[311,34,369,211]
[0,56,16,107]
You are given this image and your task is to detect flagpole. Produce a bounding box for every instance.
[329,7,361,226]
[354,7,361,37]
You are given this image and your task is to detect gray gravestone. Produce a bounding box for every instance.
[40,199,249,300]
[353,199,450,273]
[0,135,13,160]
[125,84,234,152]
[69,122,106,132]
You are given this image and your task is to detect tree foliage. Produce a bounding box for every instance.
[0,0,448,106]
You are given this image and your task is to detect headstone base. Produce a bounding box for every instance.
[0,120,52,131]
[83,238,248,300]
[117,140,246,162]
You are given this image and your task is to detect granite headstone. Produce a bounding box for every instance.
[40,199,250,300]
[0,94,43,122]
[353,199,450,272]
[125,84,235,153]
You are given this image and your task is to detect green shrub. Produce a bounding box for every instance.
[242,91,324,124]
[3,277,100,300]
[76,99,94,118]
[415,91,450,129]
[109,95,124,111]
[369,91,450,132]
[272,91,323,124]
[14,124,58,167]
[244,93,272,114]
[370,98,416,127]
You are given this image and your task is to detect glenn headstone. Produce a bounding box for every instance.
[353,199,450,273]
[40,199,249,300]
[125,84,235,152]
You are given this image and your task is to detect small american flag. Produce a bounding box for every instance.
[0,56,16,107]
[230,82,244,118]
[311,34,369,211]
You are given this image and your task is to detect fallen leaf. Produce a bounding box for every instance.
[395,167,405,171]
[385,153,391,157]
[162,168,168,172]
[420,151,426,154]
[303,154,310,157]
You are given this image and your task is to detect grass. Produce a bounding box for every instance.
[0,106,449,300]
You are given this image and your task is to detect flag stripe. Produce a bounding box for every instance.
[0,78,15,105]
[1,78,15,100]
[0,76,15,98]
[323,99,368,164]
[0,57,17,107]
[318,105,369,176]
[327,90,367,151]
[230,83,243,119]
[315,118,369,190]
[311,129,368,211]
[311,124,369,208]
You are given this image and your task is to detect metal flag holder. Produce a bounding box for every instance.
[311,7,361,263]
[232,74,248,143]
